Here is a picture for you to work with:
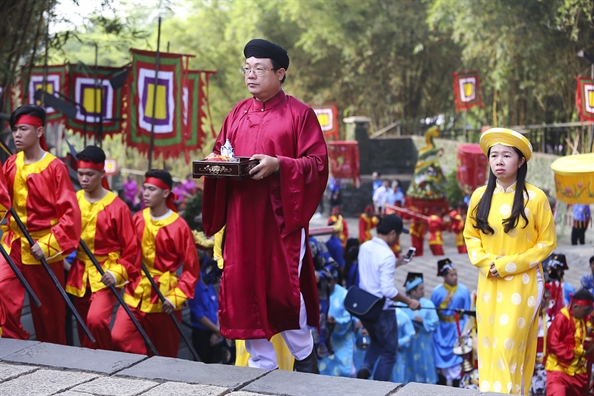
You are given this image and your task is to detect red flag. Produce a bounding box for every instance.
[453,71,483,111]
[125,49,187,160]
[311,103,339,140]
[327,141,361,187]
[20,64,68,124]
[575,76,594,121]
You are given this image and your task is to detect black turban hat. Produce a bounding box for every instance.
[244,39,289,70]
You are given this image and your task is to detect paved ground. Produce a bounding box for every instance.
[0,338,507,395]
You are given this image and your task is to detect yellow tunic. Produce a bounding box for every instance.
[463,182,556,395]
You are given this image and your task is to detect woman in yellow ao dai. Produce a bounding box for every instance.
[463,128,556,395]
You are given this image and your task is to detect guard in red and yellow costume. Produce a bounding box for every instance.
[428,211,446,256]
[409,219,427,257]
[0,166,12,337]
[448,210,467,254]
[545,289,594,396]
[359,205,379,244]
[65,146,139,350]
[112,170,199,357]
[328,206,348,248]
[0,104,81,344]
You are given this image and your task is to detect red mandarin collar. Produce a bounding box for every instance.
[251,90,286,112]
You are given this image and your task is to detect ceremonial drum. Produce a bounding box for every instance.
[551,153,594,204]
[457,143,488,196]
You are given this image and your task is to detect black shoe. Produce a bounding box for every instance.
[452,379,461,388]
[356,368,371,379]
[293,351,319,374]
[437,374,447,385]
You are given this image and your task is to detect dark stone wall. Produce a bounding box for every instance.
[330,121,416,217]
[355,121,417,176]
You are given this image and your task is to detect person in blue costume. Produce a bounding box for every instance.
[309,236,338,359]
[318,277,358,377]
[325,220,345,275]
[400,272,439,384]
[580,255,594,296]
[188,243,223,363]
[431,258,470,387]
[391,308,416,383]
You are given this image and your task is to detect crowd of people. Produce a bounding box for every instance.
[1,38,594,396]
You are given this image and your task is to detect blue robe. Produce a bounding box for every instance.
[563,281,575,306]
[319,284,357,377]
[401,297,439,384]
[391,308,416,383]
[430,283,471,370]
[325,235,345,269]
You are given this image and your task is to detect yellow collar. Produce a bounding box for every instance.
[443,282,458,293]
[495,180,517,194]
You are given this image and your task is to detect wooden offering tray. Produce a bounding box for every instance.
[192,156,259,178]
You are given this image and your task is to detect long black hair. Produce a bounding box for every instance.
[471,146,529,235]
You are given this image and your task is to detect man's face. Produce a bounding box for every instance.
[12,124,43,152]
[372,172,378,180]
[590,260,594,275]
[444,269,458,287]
[77,168,104,193]
[143,182,169,209]
[244,57,284,101]
[410,283,425,300]
[572,302,593,319]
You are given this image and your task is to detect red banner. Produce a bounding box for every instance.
[20,64,68,124]
[453,71,483,111]
[125,49,187,160]
[576,76,594,121]
[327,141,361,186]
[65,65,126,138]
[311,103,339,140]
[457,143,488,195]
[182,69,216,163]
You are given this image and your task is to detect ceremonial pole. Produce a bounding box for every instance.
[147,17,162,171]
[0,245,41,307]
[78,239,159,356]
[8,208,96,343]
[140,263,202,361]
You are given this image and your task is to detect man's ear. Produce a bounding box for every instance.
[36,126,45,139]
[163,189,171,199]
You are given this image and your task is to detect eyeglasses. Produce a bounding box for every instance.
[239,67,275,77]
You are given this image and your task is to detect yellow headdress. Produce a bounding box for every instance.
[479,128,533,162]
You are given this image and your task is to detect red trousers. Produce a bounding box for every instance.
[429,243,444,256]
[457,245,467,254]
[74,287,117,350]
[112,305,182,358]
[0,239,66,344]
[411,235,424,257]
[546,370,588,396]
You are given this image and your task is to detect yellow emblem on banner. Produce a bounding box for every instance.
[145,84,167,120]
[83,88,103,113]
[34,83,53,105]
[317,113,330,128]
[588,90,594,109]
[464,82,474,98]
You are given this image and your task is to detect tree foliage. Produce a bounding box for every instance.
[2,0,593,176]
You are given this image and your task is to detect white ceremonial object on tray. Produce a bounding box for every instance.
[221,139,239,162]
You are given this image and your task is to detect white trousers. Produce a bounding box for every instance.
[245,229,313,369]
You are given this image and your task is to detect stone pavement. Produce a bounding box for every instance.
[0,338,503,396]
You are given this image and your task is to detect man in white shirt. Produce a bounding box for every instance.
[356,214,420,381]
[373,179,392,214]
